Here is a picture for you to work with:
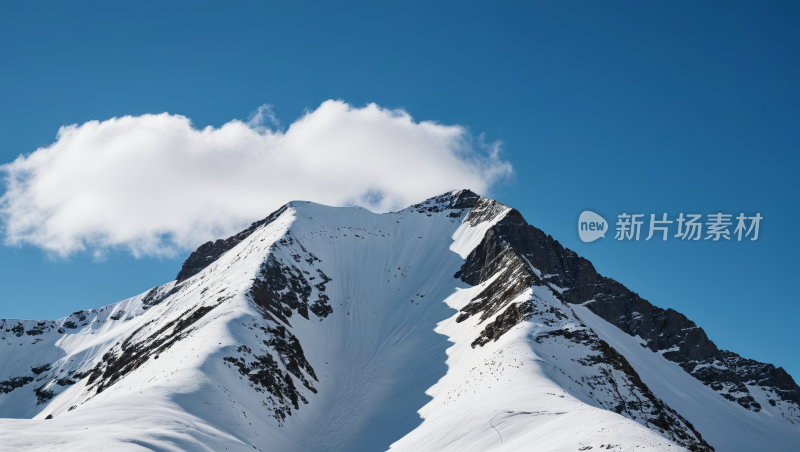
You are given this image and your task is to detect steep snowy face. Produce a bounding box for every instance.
[443,204,800,451]
[0,190,797,452]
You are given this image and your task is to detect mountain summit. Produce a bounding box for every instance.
[0,190,797,451]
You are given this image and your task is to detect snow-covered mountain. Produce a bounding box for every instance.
[0,190,797,451]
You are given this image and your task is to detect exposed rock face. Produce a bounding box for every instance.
[85,297,230,395]
[455,201,713,451]
[175,205,288,282]
[249,235,334,326]
[455,197,800,421]
[688,350,799,417]
[537,326,714,452]
[471,294,716,451]
[409,189,480,213]
[222,323,317,423]
[0,376,33,395]
[140,281,178,308]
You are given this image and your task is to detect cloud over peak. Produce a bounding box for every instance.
[0,100,513,258]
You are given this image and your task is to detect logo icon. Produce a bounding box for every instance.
[579,211,607,243]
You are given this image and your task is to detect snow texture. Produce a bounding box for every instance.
[0,190,796,451]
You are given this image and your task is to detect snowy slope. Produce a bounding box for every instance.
[0,190,797,451]
[574,305,800,451]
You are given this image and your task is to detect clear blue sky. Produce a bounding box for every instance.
[0,1,797,378]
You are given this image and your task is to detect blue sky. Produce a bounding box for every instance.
[0,1,797,378]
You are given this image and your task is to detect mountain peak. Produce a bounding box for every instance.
[1,191,797,451]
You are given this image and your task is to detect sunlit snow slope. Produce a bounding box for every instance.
[0,190,797,451]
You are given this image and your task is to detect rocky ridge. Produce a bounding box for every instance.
[454,194,800,426]
[0,189,796,451]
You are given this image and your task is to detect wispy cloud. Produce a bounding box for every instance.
[0,100,513,258]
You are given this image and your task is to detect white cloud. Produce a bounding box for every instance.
[0,100,513,258]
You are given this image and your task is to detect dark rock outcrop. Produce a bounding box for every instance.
[249,236,333,326]
[84,297,230,395]
[455,196,800,414]
[408,189,480,214]
[537,326,714,451]
[0,376,34,394]
[176,205,288,282]
[456,211,715,452]
[222,321,319,422]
